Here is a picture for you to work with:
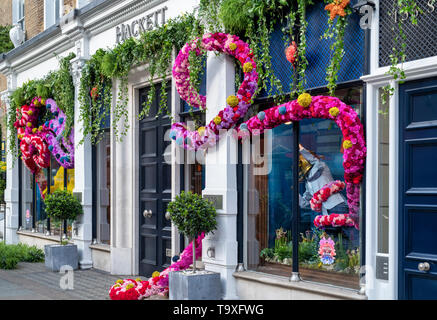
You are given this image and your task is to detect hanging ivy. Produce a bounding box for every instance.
[79,13,203,144]
[323,0,351,96]
[380,0,422,115]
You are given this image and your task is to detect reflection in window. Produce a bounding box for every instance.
[246,87,363,290]
[97,131,111,245]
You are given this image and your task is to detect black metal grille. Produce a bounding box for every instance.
[379,0,437,67]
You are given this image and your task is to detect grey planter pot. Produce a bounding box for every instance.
[169,270,222,300]
[44,244,78,272]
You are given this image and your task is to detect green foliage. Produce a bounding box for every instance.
[260,247,275,260]
[0,242,45,269]
[381,0,422,114]
[44,189,83,222]
[167,191,217,239]
[0,25,14,54]
[79,13,202,144]
[275,242,293,261]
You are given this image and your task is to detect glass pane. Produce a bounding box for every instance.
[247,123,295,275]
[378,88,389,253]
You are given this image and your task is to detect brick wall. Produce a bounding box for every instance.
[0,0,12,92]
[63,0,76,15]
[0,0,12,26]
[24,0,45,40]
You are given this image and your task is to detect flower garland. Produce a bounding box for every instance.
[42,99,74,169]
[239,93,366,229]
[109,233,205,300]
[170,32,258,150]
[310,180,345,212]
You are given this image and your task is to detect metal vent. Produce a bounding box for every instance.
[379,1,437,67]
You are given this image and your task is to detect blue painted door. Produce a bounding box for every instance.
[399,77,437,299]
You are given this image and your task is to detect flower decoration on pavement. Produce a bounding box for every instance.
[325,0,350,21]
[171,32,258,151]
[319,237,336,265]
[109,233,205,300]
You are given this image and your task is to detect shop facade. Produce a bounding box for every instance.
[0,0,436,300]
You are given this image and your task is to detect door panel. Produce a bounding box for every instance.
[399,77,437,300]
[139,84,172,276]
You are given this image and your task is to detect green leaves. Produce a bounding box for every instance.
[44,189,83,222]
[0,25,14,54]
[167,191,217,239]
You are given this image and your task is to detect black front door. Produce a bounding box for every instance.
[139,84,172,276]
[399,77,437,299]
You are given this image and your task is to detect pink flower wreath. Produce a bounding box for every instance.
[170,32,258,150]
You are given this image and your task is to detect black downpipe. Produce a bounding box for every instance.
[292,122,300,274]
[91,144,97,242]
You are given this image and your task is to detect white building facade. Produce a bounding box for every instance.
[1,0,436,300]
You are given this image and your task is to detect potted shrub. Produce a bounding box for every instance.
[167,191,220,300]
[43,189,83,272]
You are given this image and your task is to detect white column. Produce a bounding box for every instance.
[202,52,239,300]
[71,43,93,269]
[2,78,19,244]
[110,78,134,275]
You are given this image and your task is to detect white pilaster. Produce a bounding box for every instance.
[2,77,19,244]
[71,37,93,269]
[202,52,239,300]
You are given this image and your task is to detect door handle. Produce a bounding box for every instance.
[165,211,171,221]
[418,262,430,272]
[143,209,152,218]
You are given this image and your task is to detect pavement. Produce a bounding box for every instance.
[0,262,145,300]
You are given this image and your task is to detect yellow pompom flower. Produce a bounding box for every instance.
[32,128,37,133]
[28,110,33,116]
[125,283,135,290]
[116,279,124,285]
[229,42,237,51]
[214,116,222,125]
[197,126,206,136]
[329,107,340,117]
[38,126,43,132]
[41,99,45,105]
[27,122,32,127]
[243,62,253,73]
[152,271,160,278]
[297,93,312,108]
[135,278,142,282]
[226,95,239,107]
[343,140,353,149]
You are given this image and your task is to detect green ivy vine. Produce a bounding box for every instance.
[380,0,423,115]
[79,13,203,144]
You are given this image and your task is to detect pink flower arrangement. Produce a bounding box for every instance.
[239,94,366,229]
[318,236,336,265]
[109,233,205,300]
[170,32,258,150]
[310,180,345,212]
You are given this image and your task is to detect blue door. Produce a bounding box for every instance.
[399,77,437,300]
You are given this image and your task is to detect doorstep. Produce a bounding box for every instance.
[233,270,367,300]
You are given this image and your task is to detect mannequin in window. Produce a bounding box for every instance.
[298,144,349,215]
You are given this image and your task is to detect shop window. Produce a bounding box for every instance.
[246,86,363,290]
[96,130,111,245]
[20,155,75,239]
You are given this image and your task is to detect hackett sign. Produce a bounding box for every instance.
[115,6,168,44]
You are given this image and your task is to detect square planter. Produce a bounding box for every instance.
[44,244,78,272]
[169,270,222,300]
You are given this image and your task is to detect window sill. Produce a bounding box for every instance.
[89,243,111,253]
[233,270,367,300]
[16,230,72,244]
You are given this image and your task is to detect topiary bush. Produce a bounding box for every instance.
[44,190,83,243]
[167,191,217,272]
